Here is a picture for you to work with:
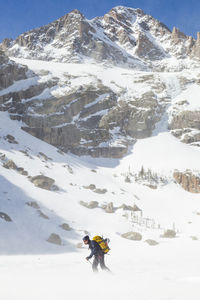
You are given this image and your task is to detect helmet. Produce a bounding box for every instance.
[82,235,90,241]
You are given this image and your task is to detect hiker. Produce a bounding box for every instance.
[83,235,110,273]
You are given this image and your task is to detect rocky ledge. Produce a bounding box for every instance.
[173,170,200,193]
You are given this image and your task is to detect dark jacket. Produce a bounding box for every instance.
[88,240,103,259]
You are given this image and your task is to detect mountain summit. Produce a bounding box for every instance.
[1,6,200,66]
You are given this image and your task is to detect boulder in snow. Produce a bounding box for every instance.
[26,201,40,209]
[0,212,12,222]
[161,229,176,238]
[3,160,17,170]
[83,184,96,190]
[5,134,18,144]
[190,236,198,240]
[47,233,62,245]
[38,210,49,219]
[94,188,107,194]
[38,152,52,161]
[60,223,72,231]
[104,202,114,213]
[30,175,55,190]
[80,201,99,209]
[121,231,142,241]
[118,203,141,211]
[145,239,159,246]
[17,167,28,176]
[63,164,73,174]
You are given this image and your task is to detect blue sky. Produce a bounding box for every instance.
[0,0,199,42]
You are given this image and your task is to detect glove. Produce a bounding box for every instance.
[86,256,90,260]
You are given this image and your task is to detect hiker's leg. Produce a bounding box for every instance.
[92,256,99,272]
[99,255,111,272]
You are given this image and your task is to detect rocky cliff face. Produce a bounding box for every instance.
[174,170,200,193]
[168,78,200,147]
[0,50,27,90]
[170,111,200,144]
[0,62,165,157]
[191,32,200,59]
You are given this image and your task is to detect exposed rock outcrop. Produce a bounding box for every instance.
[47,233,62,245]
[94,188,107,194]
[0,212,12,222]
[170,111,200,144]
[135,32,166,60]
[30,175,55,190]
[170,111,200,131]
[4,134,18,144]
[171,27,187,44]
[60,223,72,231]
[161,229,176,238]
[26,201,40,209]
[169,27,196,58]
[16,167,28,176]
[38,210,49,219]
[83,184,96,190]
[3,160,17,170]
[145,239,159,246]
[80,201,99,209]
[99,90,162,140]
[173,170,200,193]
[121,231,142,240]
[104,202,114,213]
[83,184,107,194]
[0,50,27,91]
[191,32,200,59]
[118,204,141,211]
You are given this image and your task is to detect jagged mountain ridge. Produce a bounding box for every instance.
[1,6,200,66]
[0,6,200,158]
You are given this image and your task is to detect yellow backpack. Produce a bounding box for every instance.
[93,236,110,254]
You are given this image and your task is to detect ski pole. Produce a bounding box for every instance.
[86,258,92,265]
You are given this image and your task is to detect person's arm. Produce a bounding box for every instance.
[87,241,99,259]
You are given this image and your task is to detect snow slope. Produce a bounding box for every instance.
[1,51,200,299]
[1,108,200,299]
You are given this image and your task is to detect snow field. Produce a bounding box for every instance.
[1,55,200,299]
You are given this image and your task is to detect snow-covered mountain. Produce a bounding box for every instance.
[1,6,200,300]
[1,6,200,65]
[1,6,200,158]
